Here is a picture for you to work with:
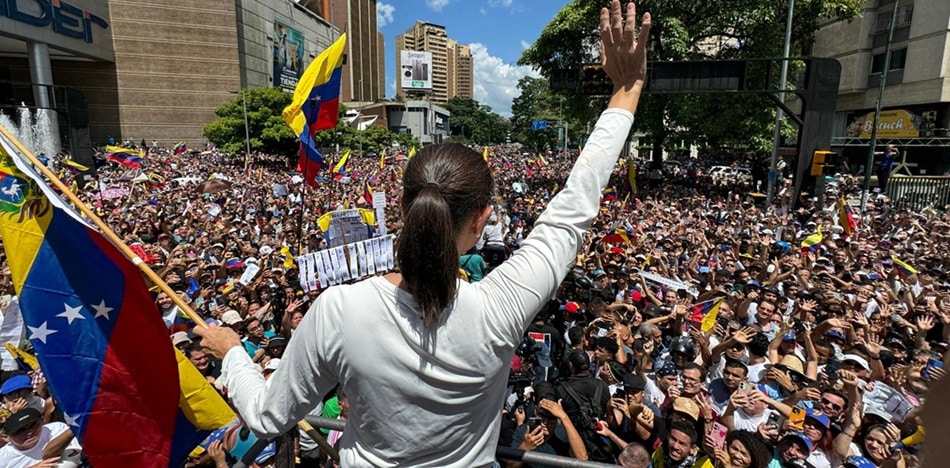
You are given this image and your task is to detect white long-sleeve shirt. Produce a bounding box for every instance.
[220,108,635,466]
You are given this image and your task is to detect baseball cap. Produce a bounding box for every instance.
[221,310,243,326]
[781,432,814,452]
[841,354,870,372]
[842,456,878,468]
[672,397,700,421]
[263,358,281,373]
[212,243,224,249]
[825,330,846,341]
[171,331,192,347]
[622,373,647,391]
[564,302,579,314]
[266,336,287,350]
[3,408,42,434]
[656,361,678,377]
[805,408,831,429]
[1,375,32,395]
[782,331,797,341]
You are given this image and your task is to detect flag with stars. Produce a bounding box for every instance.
[0,130,234,466]
[283,33,346,188]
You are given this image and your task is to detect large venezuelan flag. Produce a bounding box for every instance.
[333,149,351,179]
[0,131,234,467]
[800,225,823,254]
[891,256,918,278]
[284,33,346,188]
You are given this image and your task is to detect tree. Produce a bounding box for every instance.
[519,0,864,162]
[202,88,297,156]
[444,97,511,145]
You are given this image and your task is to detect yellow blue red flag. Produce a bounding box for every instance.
[0,130,233,467]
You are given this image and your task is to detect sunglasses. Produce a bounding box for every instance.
[820,398,843,412]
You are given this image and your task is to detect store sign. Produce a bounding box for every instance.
[0,0,109,44]
[846,108,938,139]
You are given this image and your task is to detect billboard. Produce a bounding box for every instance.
[272,20,305,92]
[400,51,433,92]
[845,108,938,139]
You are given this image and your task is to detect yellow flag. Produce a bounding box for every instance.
[407,147,417,159]
[175,349,235,430]
[379,149,386,169]
[280,246,295,268]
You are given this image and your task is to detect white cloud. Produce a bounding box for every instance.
[426,0,450,11]
[520,39,531,50]
[377,2,395,27]
[388,77,396,98]
[488,0,513,7]
[470,43,539,117]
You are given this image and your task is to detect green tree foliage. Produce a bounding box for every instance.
[202,88,297,156]
[204,90,419,157]
[519,0,864,160]
[445,97,511,145]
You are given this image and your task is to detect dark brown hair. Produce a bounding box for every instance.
[398,144,493,328]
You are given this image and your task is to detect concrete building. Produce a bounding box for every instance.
[328,0,384,106]
[394,21,473,104]
[360,100,449,145]
[0,0,338,153]
[813,0,950,174]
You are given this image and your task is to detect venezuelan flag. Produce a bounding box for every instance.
[689,297,724,332]
[106,151,142,169]
[379,149,386,169]
[173,142,187,155]
[332,150,351,179]
[0,131,233,467]
[363,179,373,206]
[800,225,823,254]
[284,33,346,188]
[61,159,89,173]
[482,147,489,163]
[892,256,918,278]
[838,198,856,237]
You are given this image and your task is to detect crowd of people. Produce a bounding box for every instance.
[0,11,947,468]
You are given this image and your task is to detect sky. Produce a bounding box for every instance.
[376,0,571,117]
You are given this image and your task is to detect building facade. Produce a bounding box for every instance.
[813,0,950,174]
[394,21,473,104]
[328,0,384,106]
[0,0,338,152]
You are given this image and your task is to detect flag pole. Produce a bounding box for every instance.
[0,126,204,326]
[0,126,342,462]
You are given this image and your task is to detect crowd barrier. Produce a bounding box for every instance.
[885,175,950,212]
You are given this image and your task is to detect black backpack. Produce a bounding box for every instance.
[559,382,614,463]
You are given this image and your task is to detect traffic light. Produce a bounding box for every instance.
[581,64,612,95]
[811,150,834,176]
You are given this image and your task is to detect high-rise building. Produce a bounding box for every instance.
[395,21,473,103]
[328,0,385,105]
[813,0,950,172]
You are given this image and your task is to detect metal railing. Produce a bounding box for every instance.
[885,175,950,212]
[238,416,619,468]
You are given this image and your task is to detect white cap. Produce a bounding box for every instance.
[245,257,258,265]
[221,310,242,325]
[263,358,281,372]
[841,354,870,372]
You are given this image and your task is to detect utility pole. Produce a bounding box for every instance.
[861,0,901,212]
[766,0,795,207]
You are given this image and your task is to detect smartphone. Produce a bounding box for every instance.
[614,388,626,400]
[766,412,782,429]
[788,406,806,430]
[709,422,729,451]
[924,358,944,381]
[737,381,750,394]
[528,416,543,431]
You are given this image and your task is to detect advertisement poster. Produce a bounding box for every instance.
[400,50,433,91]
[845,108,938,139]
[273,20,305,92]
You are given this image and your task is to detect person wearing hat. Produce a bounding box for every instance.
[0,407,82,468]
[799,408,834,468]
[609,373,663,448]
[171,331,193,350]
[767,431,812,466]
[1,375,46,417]
[761,355,808,400]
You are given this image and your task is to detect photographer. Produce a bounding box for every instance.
[509,382,587,467]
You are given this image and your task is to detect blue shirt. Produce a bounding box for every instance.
[243,331,277,357]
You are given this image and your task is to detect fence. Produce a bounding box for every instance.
[235,416,620,468]
[885,175,950,212]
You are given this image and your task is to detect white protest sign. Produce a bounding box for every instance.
[0,298,24,370]
[207,204,222,218]
[238,263,260,285]
[373,192,387,235]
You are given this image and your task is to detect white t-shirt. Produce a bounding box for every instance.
[220,109,637,467]
[747,361,768,383]
[732,408,774,432]
[0,422,81,468]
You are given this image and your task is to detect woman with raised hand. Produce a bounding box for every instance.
[196,1,652,465]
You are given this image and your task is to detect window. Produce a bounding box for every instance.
[870,48,906,74]
[873,4,914,33]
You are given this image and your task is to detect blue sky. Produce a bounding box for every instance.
[376,0,571,117]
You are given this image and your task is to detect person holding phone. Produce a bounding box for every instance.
[510,383,588,467]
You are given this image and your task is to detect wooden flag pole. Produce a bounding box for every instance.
[0,126,341,462]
